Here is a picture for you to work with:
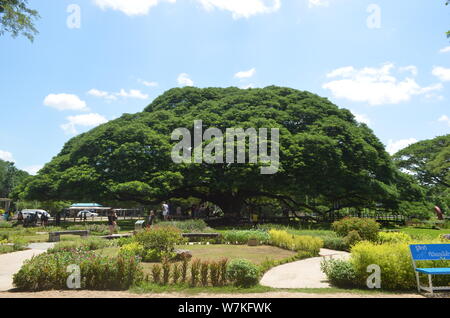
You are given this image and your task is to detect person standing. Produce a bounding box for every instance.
[17,211,24,225]
[147,210,156,228]
[108,210,118,235]
[162,202,169,221]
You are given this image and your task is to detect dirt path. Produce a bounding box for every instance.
[0,290,424,298]
[260,249,350,289]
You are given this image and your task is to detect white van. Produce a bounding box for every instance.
[20,209,50,218]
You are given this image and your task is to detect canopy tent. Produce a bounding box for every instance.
[64,203,112,217]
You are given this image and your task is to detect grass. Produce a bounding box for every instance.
[176,244,296,264]
[97,244,296,265]
[399,227,449,239]
[130,283,416,296]
[96,244,298,278]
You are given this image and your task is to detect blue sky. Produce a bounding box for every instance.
[0,0,449,175]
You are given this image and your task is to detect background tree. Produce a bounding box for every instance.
[393,135,450,215]
[0,158,29,198]
[0,0,39,41]
[18,86,420,216]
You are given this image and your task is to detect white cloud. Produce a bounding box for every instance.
[386,138,418,155]
[93,0,175,16]
[399,65,418,76]
[234,68,256,79]
[87,89,118,101]
[23,165,43,176]
[439,46,450,54]
[177,73,194,87]
[323,63,442,105]
[308,0,329,8]
[0,150,14,162]
[116,89,149,99]
[94,0,280,18]
[43,94,89,111]
[61,113,108,135]
[438,115,450,126]
[432,66,450,82]
[88,88,149,100]
[139,79,159,87]
[353,112,371,125]
[197,0,281,19]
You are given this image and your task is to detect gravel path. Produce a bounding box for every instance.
[0,243,55,292]
[260,249,350,289]
[0,290,424,298]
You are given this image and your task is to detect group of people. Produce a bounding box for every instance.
[16,211,49,227]
[142,202,215,227]
[159,202,214,221]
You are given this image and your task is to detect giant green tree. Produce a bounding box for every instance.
[393,135,449,214]
[0,0,39,41]
[0,159,29,198]
[17,86,419,216]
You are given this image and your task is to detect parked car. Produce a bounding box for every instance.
[77,210,99,218]
[21,209,50,219]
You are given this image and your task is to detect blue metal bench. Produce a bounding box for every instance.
[409,244,450,294]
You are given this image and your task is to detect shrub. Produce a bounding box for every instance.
[321,259,357,288]
[162,257,171,285]
[190,259,201,287]
[119,242,145,259]
[222,230,270,245]
[350,241,450,290]
[12,237,28,251]
[135,226,185,254]
[344,230,362,247]
[219,258,228,286]
[158,219,211,233]
[210,261,220,287]
[172,263,181,285]
[200,261,210,287]
[322,236,349,251]
[378,232,412,244]
[226,259,260,288]
[67,224,110,235]
[268,230,323,255]
[0,221,12,228]
[0,245,14,254]
[332,217,380,242]
[13,251,143,291]
[151,264,162,285]
[181,257,189,284]
[48,237,112,254]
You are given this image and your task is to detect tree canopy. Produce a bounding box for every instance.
[393,134,449,215]
[0,0,39,41]
[393,135,449,189]
[0,159,29,198]
[16,86,421,216]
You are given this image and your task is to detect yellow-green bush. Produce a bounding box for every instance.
[268,230,323,256]
[350,241,450,290]
[378,232,412,244]
[119,242,145,258]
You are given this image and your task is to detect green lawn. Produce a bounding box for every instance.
[130,283,416,296]
[399,227,449,239]
[176,244,296,264]
[97,244,297,277]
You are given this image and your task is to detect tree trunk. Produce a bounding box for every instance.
[212,194,245,217]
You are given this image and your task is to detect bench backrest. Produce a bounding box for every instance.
[410,244,450,261]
